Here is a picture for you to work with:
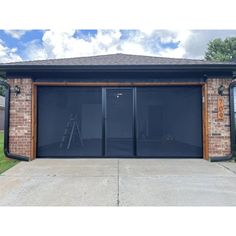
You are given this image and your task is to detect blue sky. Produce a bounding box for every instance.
[0,30,236,63]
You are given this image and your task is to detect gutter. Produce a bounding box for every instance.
[0,79,29,161]
[0,64,236,73]
[209,155,233,162]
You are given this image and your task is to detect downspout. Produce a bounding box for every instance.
[210,156,233,162]
[0,79,29,161]
[210,73,236,162]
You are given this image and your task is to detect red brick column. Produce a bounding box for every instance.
[7,78,32,159]
[207,77,232,158]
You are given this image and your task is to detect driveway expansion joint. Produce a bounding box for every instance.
[117,159,120,206]
[216,163,236,176]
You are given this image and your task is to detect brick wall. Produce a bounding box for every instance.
[207,77,232,158]
[7,78,32,159]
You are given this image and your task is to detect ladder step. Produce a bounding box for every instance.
[60,114,83,149]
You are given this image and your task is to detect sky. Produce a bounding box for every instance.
[0,30,236,63]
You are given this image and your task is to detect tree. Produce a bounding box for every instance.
[205,37,236,62]
[0,77,6,97]
[0,86,6,97]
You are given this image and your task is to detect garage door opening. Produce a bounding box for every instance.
[37,86,203,158]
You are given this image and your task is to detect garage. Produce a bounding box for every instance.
[37,85,203,158]
[2,53,235,161]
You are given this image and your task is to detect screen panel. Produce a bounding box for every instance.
[37,86,102,157]
[105,88,134,156]
[37,85,202,158]
[136,86,202,157]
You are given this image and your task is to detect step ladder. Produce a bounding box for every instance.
[60,114,83,149]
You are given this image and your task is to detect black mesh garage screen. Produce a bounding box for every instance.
[136,86,202,157]
[37,86,103,157]
[37,86,202,157]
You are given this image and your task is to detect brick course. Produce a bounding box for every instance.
[207,77,232,158]
[7,78,32,159]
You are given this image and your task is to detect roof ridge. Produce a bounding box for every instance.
[1,53,235,66]
[2,53,209,65]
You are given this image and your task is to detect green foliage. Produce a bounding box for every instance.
[0,85,6,97]
[0,77,6,97]
[205,37,236,62]
[0,131,18,174]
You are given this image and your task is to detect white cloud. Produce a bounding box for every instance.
[132,30,192,58]
[4,30,27,39]
[2,30,236,63]
[154,30,192,58]
[24,29,188,61]
[23,40,48,61]
[23,30,123,60]
[0,39,22,63]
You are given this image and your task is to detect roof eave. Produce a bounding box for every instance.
[0,64,236,73]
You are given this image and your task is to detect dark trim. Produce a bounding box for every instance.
[33,81,205,86]
[10,70,212,82]
[103,87,135,156]
[37,156,203,159]
[233,71,236,78]
[0,80,29,161]
[202,83,209,160]
[133,88,137,156]
[102,88,106,156]
[31,84,37,160]
[229,80,236,158]
[1,64,236,73]
[209,155,233,162]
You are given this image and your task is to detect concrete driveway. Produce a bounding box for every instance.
[1,159,236,206]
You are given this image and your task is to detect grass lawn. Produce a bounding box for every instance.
[0,131,18,174]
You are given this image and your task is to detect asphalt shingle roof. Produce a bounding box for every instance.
[2,53,235,66]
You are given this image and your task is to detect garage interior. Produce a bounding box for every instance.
[37,85,203,158]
